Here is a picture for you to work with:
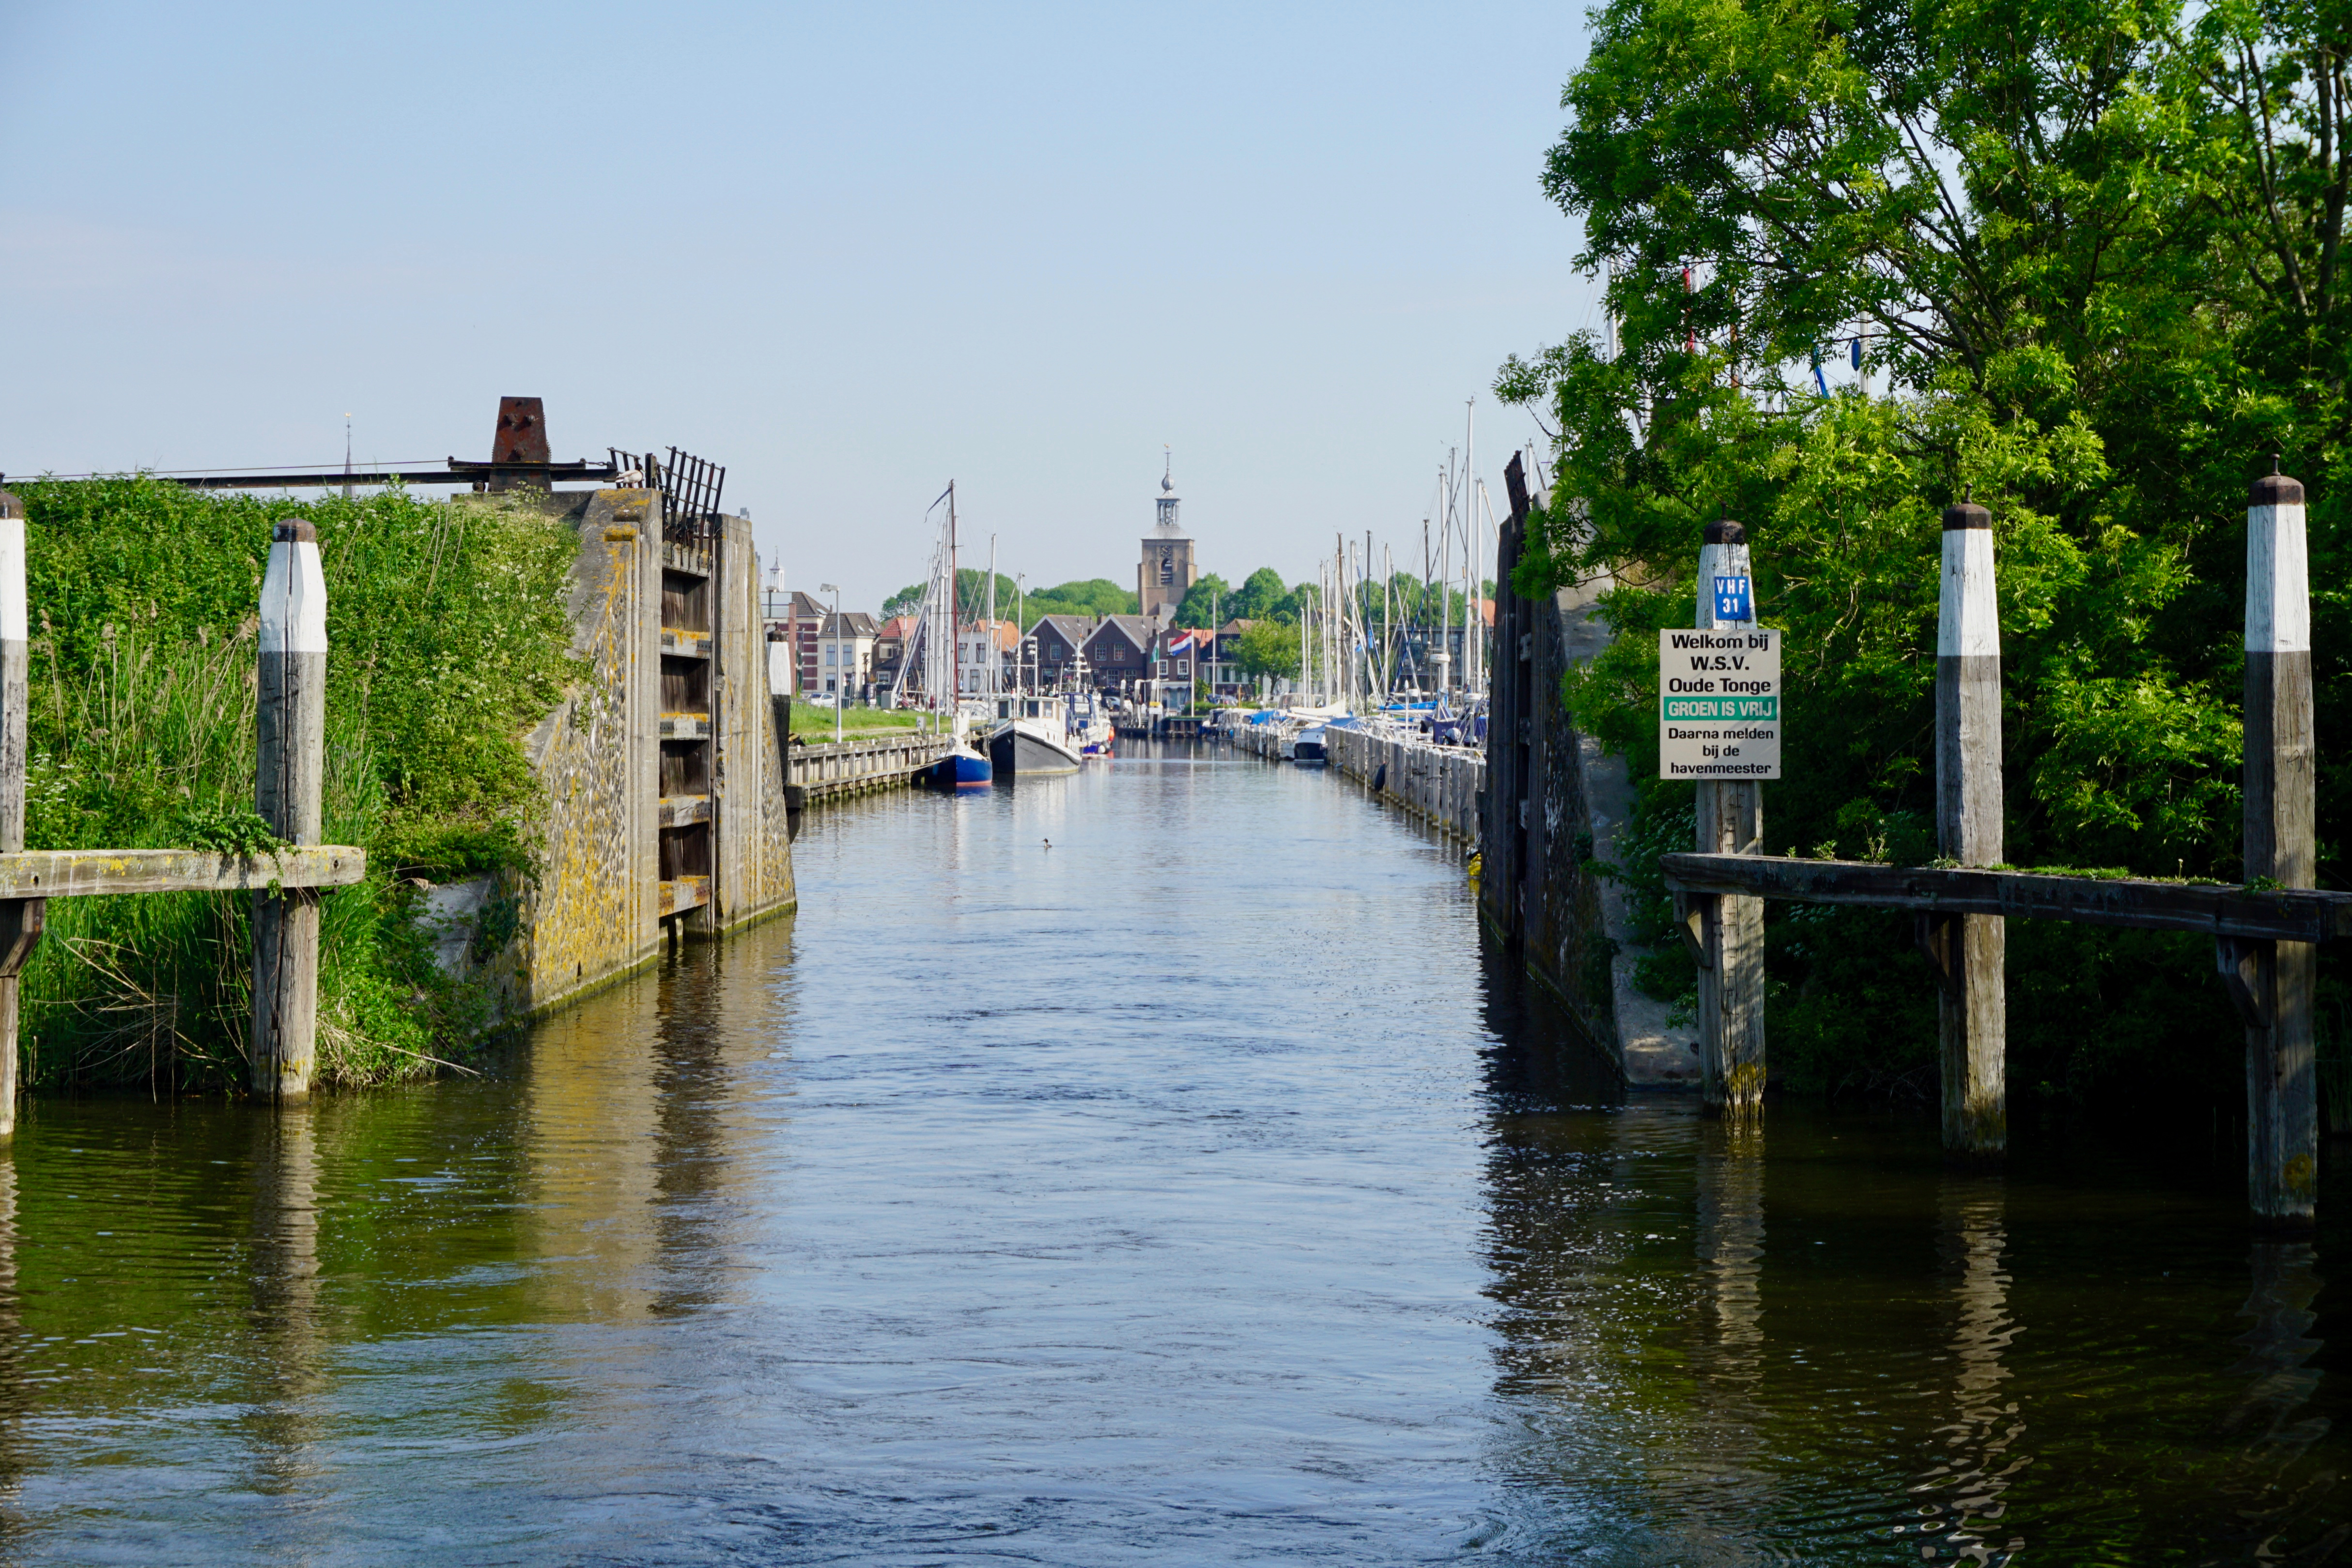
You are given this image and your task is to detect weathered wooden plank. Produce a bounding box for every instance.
[659,629,713,660]
[656,795,711,828]
[1659,851,2352,942]
[659,876,710,917]
[660,714,712,740]
[0,846,365,897]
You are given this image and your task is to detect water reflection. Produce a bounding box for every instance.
[1914,1178,2022,1565]
[1473,937,2350,1562]
[2224,1241,2339,1555]
[1695,1124,1765,1390]
[0,1154,23,1542]
[241,1107,320,1499]
[0,759,2343,1562]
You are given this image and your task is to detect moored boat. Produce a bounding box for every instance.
[932,739,992,788]
[987,700,1083,778]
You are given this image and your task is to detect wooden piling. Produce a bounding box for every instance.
[1932,500,2005,1158]
[0,491,26,1139]
[253,519,326,1101]
[1695,519,1766,1121]
[2237,468,2316,1226]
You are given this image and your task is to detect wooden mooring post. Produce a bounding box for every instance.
[1694,519,1766,1122]
[0,493,29,1140]
[1928,500,2005,1159]
[0,504,360,1132]
[253,520,328,1101]
[2230,467,2317,1226]
[1657,462,2340,1225]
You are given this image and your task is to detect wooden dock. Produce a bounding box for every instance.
[785,729,951,805]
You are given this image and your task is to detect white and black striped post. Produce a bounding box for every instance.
[253,519,326,1101]
[2231,467,2317,1225]
[0,492,31,1138]
[1928,499,2005,1158]
[1695,518,1766,1121]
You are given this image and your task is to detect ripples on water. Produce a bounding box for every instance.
[0,747,2342,1563]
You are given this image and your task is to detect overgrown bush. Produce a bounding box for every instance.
[12,477,582,1091]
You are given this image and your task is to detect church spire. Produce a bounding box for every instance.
[1155,447,1181,533]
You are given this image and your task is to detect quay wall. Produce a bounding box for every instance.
[452,490,797,1026]
[1325,727,1483,841]
[1483,542,1699,1089]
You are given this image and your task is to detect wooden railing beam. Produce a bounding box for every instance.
[1659,852,2352,944]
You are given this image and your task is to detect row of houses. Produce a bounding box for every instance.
[762,585,1261,704]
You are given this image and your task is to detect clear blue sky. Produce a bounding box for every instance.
[0,1,1598,614]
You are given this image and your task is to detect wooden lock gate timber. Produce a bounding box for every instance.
[1656,472,2339,1228]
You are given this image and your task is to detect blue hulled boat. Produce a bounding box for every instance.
[932,739,992,789]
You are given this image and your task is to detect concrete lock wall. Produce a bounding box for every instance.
[443,488,796,1027]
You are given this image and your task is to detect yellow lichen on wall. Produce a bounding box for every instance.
[515,494,658,1014]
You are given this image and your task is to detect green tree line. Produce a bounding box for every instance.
[1498,0,2352,1112]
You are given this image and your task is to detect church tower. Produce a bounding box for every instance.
[1139,450,1198,625]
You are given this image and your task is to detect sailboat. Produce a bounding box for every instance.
[907,481,991,787]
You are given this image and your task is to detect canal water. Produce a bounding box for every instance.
[0,746,2345,1563]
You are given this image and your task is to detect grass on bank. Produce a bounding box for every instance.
[14,477,582,1093]
[786,704,928,740]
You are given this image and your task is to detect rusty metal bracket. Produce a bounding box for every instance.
[1672,890,1714,970]
[0,897,45,979]
[2216,934,2274,1030]
[1914,909,1959,997]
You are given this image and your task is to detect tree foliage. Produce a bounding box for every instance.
[1022,578,1138,624]
[1172,573,1234,628]
[1235,620,1302,680]
[1500,0,2352,1109]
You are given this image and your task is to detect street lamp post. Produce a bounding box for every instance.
[820,582,843,744]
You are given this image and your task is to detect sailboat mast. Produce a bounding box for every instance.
[1439,461,1453,702]
[1465,399,1476,697]
[942,482,958,709]
[986,532,998,702]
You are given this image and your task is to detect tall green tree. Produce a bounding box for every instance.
[1227,567,1292,622]
[1172,573,1234,628]
[1500,0,2352,1107]
[1235,620,1302,681]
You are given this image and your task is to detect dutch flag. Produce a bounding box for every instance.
[1167,631,1193,655]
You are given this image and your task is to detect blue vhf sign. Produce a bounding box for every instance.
[1713,574,1752,621]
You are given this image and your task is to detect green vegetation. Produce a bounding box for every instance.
[1235,621,1301,681]
[1173,566,1327,628]
[1170,573,1233,628]
[1499,0,2352,1112]
[786,703,926,739]
[883,574,1142,628]
[12,477,582,1092]
[1022,578,1137,623]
